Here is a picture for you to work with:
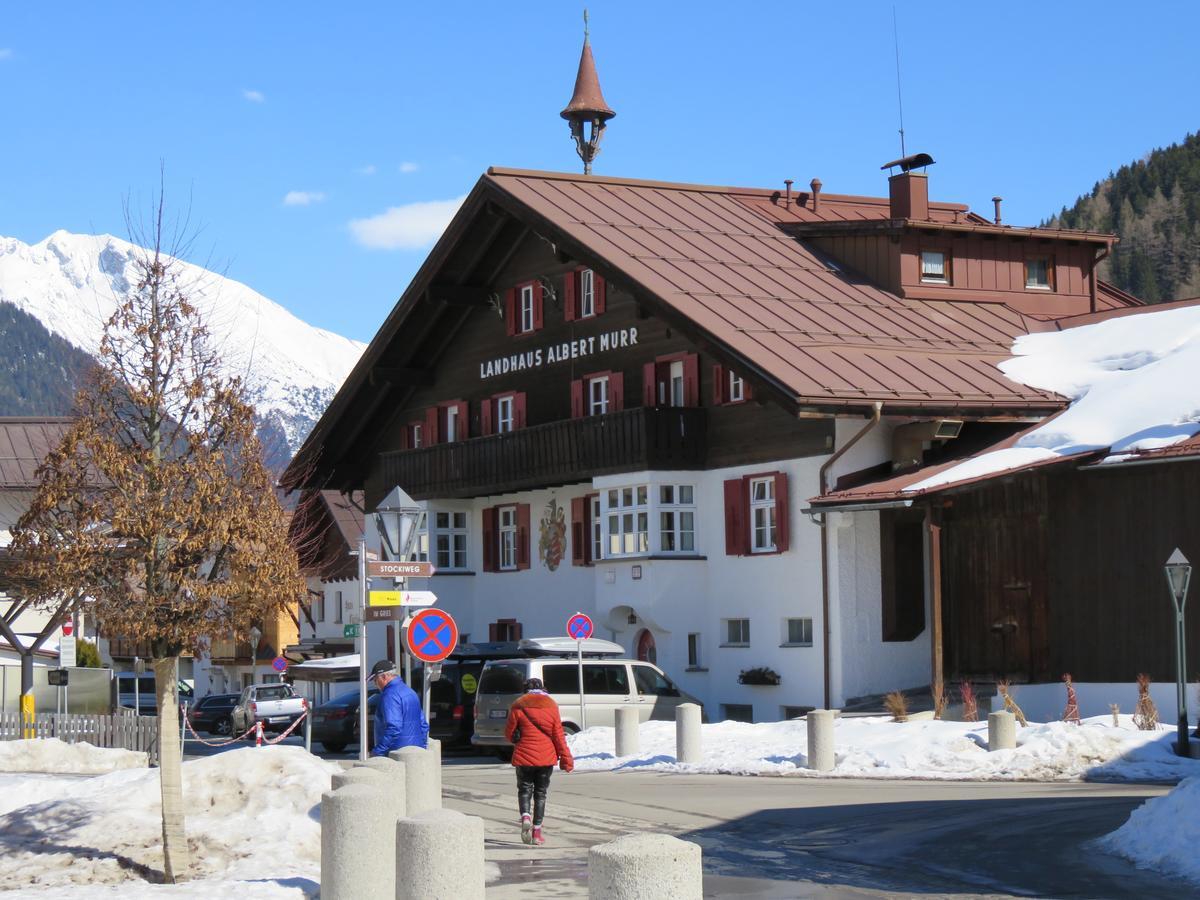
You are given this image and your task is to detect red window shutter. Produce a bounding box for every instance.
[513,622,523,640]
[480,397,493,436]
[609,372,624,412]
[683,354,700,407]
[743,379,754,402]
[514,392,527,429]
[455,400,469,439]
[712,365,727,405]
[424,407,440,445]
[571,496,586,565]
[563,270,577,322]
[774,471,790,552]
[533,281,544,331]
[724,478,748,556]
[504,288,516,337]
[488,622,498,641]
[594,272,606,315]
[642,361,657,407]
[482,507,498,572]
[571,379,585,418]
[400,425,411,451]
[516,503,531,570]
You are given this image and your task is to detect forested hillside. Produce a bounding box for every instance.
[0,301,94,415]
[1046,132,1200,302]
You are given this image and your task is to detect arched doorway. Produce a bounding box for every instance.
[636,629,657,664]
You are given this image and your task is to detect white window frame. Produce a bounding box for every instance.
[588,375,610,416]
[580,268,596,318]
[722,618,750,647]
[496,395,515,433]
[1025,257,1052,290]
[434,511,469,571]
[658,484,695,554]
[445,405,458,442]
[728,371,745,403]
[687,632,702,668]
[669,360,685,407]
[519,284,535,333]
[920,250,949,284]
[605,486,649,558]
[750,477,777,553]
[498,506,518,571]
[782,617,813,647]
[590,494,603,563]
[411,422,423,449]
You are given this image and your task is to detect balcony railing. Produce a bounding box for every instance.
[380,407,708,500]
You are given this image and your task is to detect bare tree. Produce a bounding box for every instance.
[11,190,304,883]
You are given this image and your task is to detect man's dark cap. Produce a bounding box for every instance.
[524,677,544,691]
[371,660,396,678]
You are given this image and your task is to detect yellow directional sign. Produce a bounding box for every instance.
[368,590,402,607]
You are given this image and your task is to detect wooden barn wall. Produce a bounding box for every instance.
[940,461,1200,683]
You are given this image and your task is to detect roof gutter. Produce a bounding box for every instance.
[816,402,883,711]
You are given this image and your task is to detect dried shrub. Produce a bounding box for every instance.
[1061,673,1081,725]
[959,680,978,722]
[884,691,909,722]
[1133,673,1159,731]
[998,680,1028,727]
[931,680,948,720]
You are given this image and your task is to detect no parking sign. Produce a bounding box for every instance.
[404,608,459,664]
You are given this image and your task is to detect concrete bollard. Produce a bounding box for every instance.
[321,783,396,900]
[395,808,485,900]
[806,709,835,772]
[675,703,702,764]
[350,757,407,818]
[426,737,442,804]
[390,746,440,814]
[615,707,640,757]
[988,711,1016,751]
[588,832,703,899]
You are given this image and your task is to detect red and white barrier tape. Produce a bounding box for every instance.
[183,710,309,749]
[260,711,309,745]
[183,714,258,748]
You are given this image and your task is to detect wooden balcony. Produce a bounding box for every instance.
[380,407,708,500]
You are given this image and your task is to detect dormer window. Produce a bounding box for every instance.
[1025,257,1054,291]
[920,250,949,284]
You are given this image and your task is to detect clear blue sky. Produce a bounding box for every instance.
[4,1,1198,342]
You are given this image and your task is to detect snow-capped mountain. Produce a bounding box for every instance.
[0,231,365,460]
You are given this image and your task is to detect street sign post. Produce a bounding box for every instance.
[405,608,459,721]
[566,613,594,730]
[59,635,76,669]
[364,607,402,622]
[271,656,288,674]
[368,560,435,578]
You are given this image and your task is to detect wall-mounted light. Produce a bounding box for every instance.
[627,612,637,625]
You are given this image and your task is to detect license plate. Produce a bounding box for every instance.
[488,709,507,719]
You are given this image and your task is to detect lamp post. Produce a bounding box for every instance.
[1164,548,1192,757]
[248,625,262,686]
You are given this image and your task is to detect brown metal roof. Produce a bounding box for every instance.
[0,418,73,489]
[486,168,1063,412]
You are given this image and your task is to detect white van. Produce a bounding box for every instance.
[471,638,701,753]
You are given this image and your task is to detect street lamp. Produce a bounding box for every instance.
[248,625,262,686]
[374,486,427,563]
[1164,548,1192,757]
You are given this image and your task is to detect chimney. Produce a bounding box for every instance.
[991,196,1003,225]
[888,172,928,220]
[810,177,822,212]
[784,179,793,209]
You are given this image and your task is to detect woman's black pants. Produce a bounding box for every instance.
[515,765,553,826]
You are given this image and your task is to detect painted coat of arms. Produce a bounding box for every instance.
[539,497,567,571]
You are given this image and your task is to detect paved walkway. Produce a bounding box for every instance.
[440,759,1184,898]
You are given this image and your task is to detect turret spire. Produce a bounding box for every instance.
[561,10,615,175]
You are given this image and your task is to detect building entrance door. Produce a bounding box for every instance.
[635,629,656,664]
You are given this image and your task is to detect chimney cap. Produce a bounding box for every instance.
[881,152,935,173]
[560,33,615,122]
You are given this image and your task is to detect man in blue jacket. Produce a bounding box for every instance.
[369,659,428,755]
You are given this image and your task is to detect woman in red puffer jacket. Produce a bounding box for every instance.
[505,677,574,846]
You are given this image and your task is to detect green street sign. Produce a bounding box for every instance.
[343,624,363,639]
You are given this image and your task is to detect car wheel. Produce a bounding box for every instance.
[213,717,233,736]
[322,742,347,754]
[562,723,580,736]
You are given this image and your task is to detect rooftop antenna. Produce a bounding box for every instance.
[892,5,907,159]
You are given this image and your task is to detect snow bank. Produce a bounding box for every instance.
[1098,776,1200,886]
[908,302,1200,491]
[0,746,339,895]
[0,739,147,775]
[569,715,1200,782]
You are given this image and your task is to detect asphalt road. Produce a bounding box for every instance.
[439,759,1184,899]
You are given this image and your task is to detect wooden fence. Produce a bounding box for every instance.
[0,710,159,766]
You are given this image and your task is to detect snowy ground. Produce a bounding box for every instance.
[0,739,147,776]
[1096,775,1200,886]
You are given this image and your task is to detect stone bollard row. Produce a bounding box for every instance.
[589,833,702,899]
[390,745,440,815]
[675,703,701,764]
[426,737,443,802]
[806,709,835,772]
[988,710,1016,751]
[349,756,407,818]
[321,782,396,900]
[615,707,640,757]
[395,808,485,900]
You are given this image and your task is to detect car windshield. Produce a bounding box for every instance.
[255,686,294,702]
[478,664,526,695]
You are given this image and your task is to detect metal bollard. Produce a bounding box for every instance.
[305,711,312,754]
[675,703,702,764]
[615,707,640,757]
[340,761,407,820]
[806,709,835,772]
[321,782,396,900]
[395,808,485,900]
[589,832,702,899]
[255,720,264,748]
[390,746,440,815]
[988,710,1016,751]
